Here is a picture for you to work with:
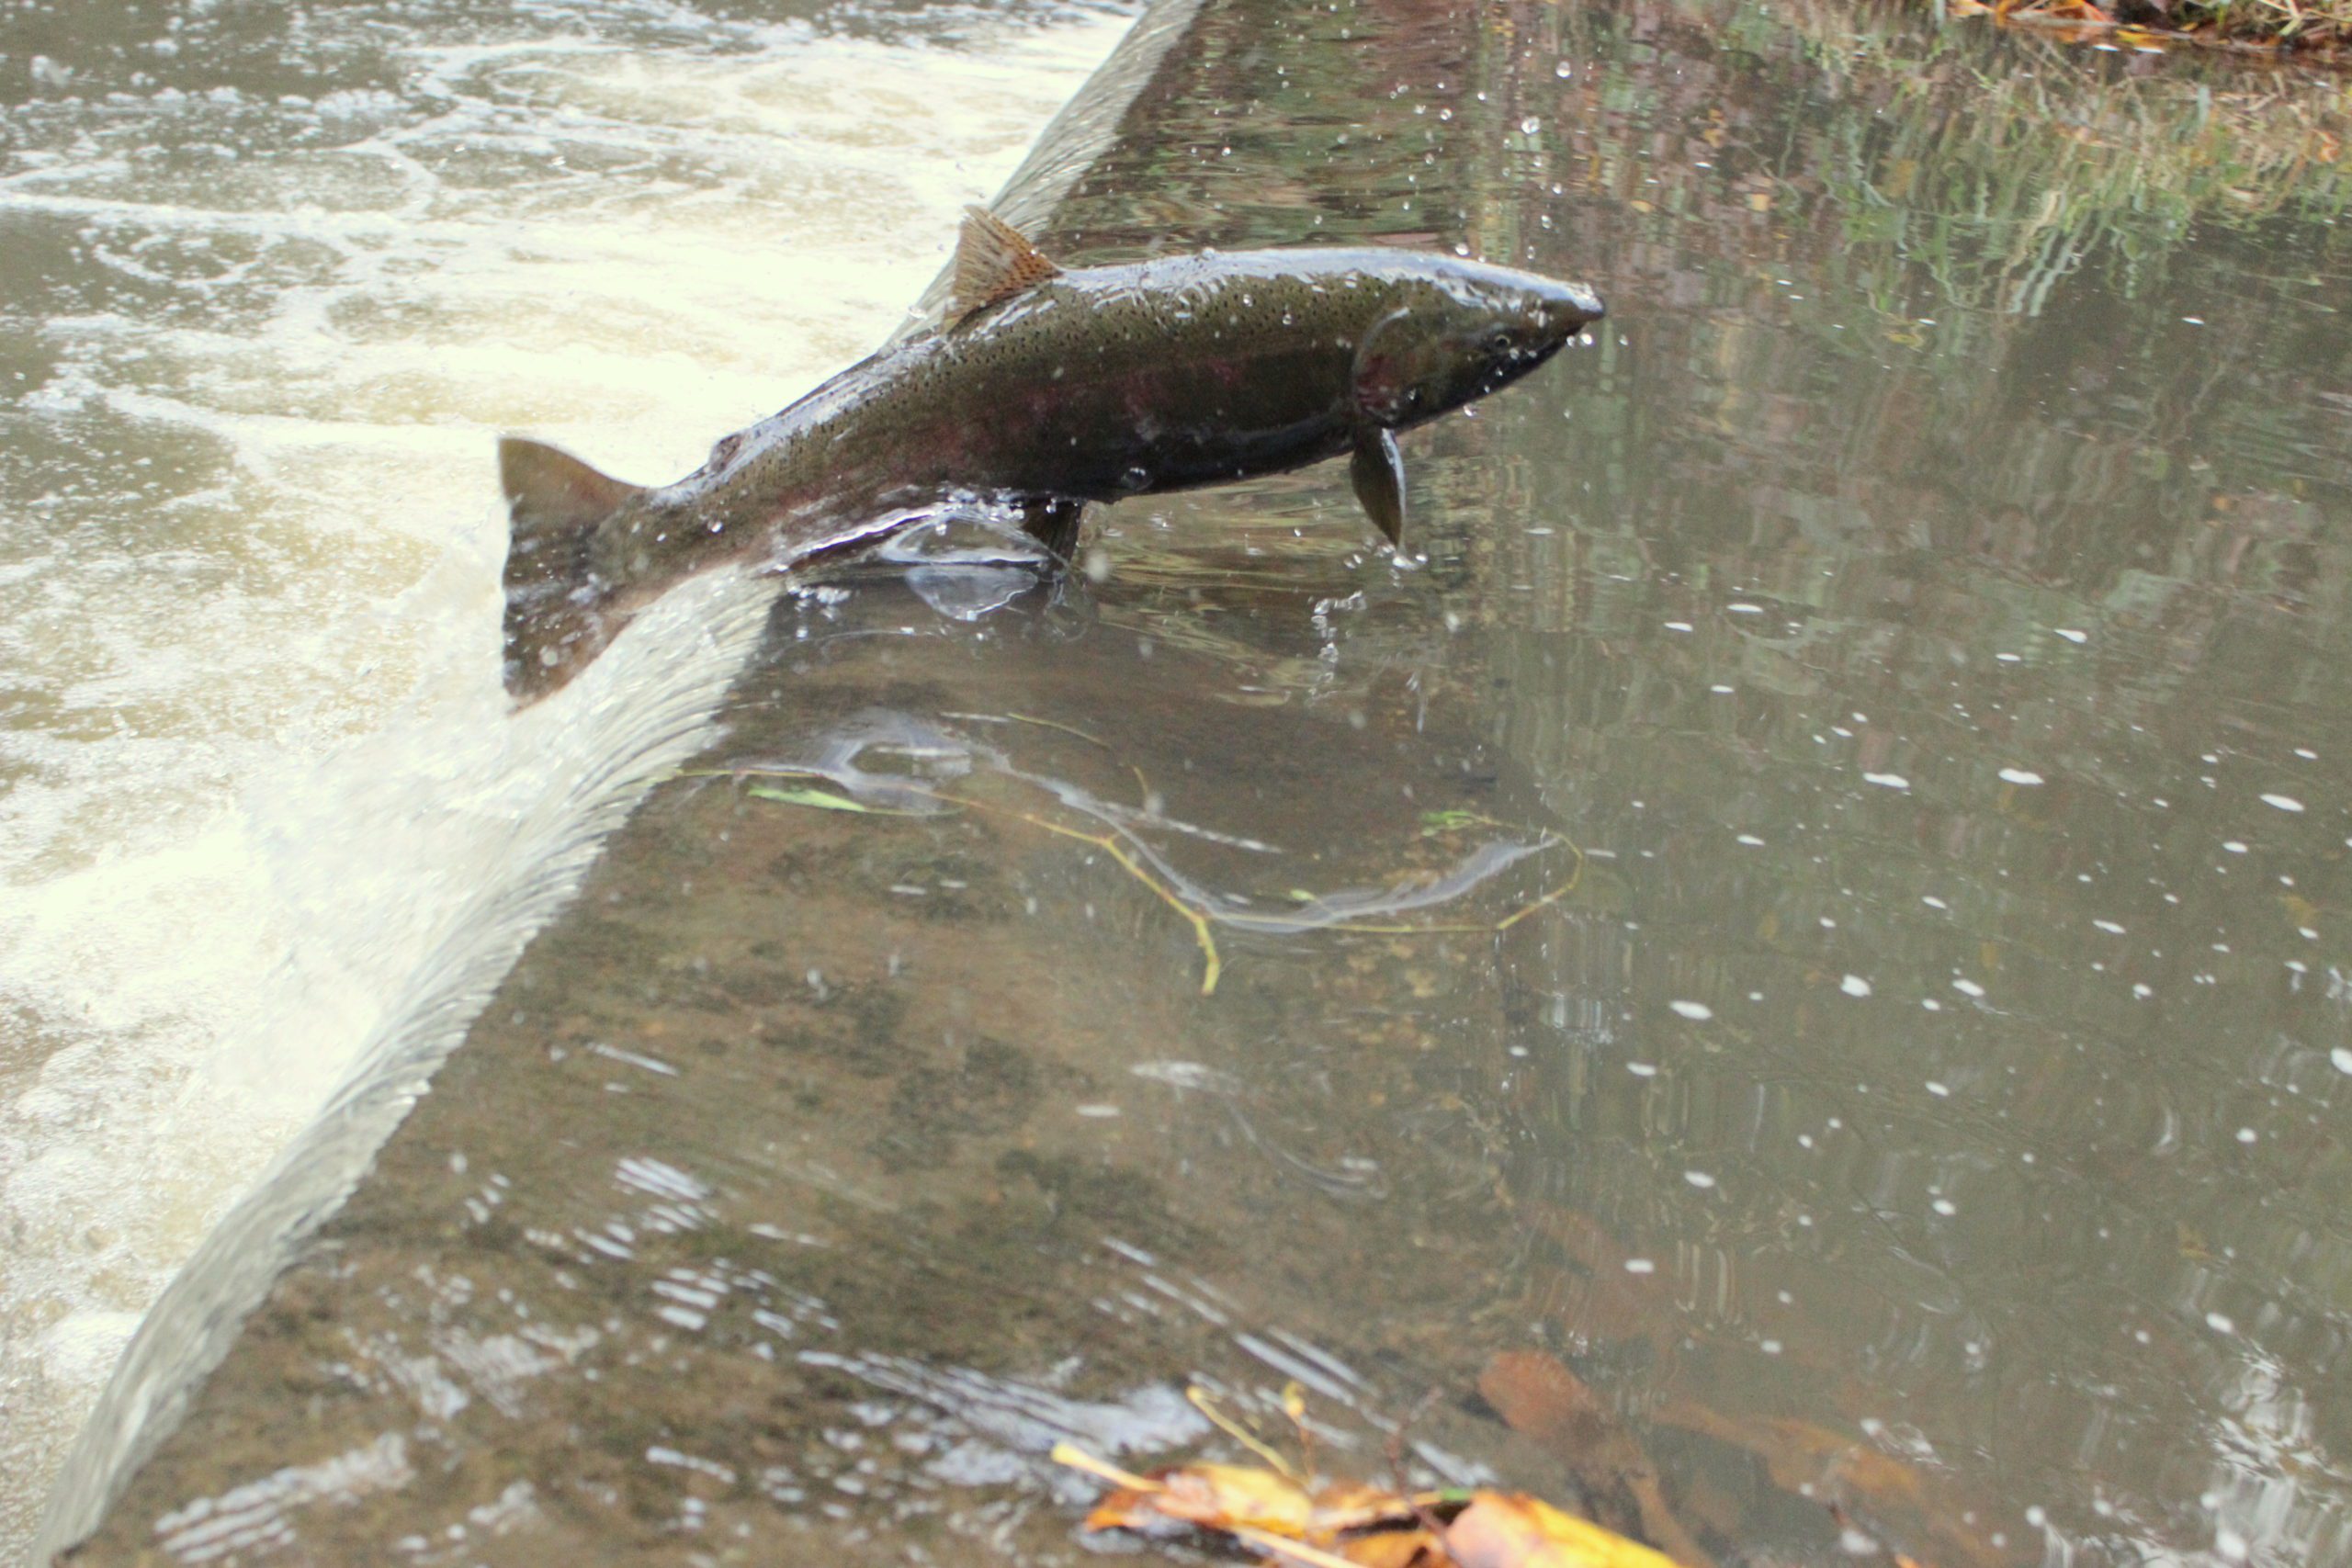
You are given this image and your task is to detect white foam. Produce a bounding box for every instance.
[0,6,1131,1553]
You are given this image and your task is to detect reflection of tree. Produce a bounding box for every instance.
[1025,0,2352,1562]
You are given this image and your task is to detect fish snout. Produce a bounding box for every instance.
[1532,279,1605,344]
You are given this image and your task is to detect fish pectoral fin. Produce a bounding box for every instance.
[1013,494,1089,561]
[1350,427,1406,549]
[950,206,1062,323]
[497,435,648,705]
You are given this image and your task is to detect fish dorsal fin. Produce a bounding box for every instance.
[951,205,1060,322]
[500,435,645,537]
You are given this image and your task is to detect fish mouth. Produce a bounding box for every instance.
[1494,281,1602,384]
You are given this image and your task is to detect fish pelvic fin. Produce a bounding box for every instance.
[498,435,646,704]
[950,206,1061,324]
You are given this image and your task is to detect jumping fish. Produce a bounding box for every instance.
[499,209,1603,699]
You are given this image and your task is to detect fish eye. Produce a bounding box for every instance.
[1487,328,1512,353]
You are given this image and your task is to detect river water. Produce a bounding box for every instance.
[12,0,2352,1564]
[0,0,1131,1554]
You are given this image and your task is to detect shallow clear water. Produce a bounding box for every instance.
[20,0,2352,1563]
[0,0,1130,1553]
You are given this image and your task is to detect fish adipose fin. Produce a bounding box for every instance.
[499,434,647,704]
[951,206,1061,323]
[1350,427,1406,548]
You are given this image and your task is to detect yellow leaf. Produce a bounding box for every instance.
[1083,1487,1173,1532]
[1336,1528,1450,1568]
[1444,1493,1682,1568]
[1077,1460,1316,1538]
[1308,1479,1426,1537]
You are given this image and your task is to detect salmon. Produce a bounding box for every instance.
[499,208,1603,699]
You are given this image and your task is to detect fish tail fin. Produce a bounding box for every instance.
[498,435,647,703]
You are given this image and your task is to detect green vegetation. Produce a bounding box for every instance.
[1760,0,2352,324]
[1930,0,2352,51]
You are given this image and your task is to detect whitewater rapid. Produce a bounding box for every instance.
[0,1,1131,1552]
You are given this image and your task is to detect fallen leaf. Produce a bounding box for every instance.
[1083,1462,1317,1537]
[1478,1353,1713,1567]
[747,783,876,812]
[1446,1493,1683,1568]
[1650,1401,1924,1510]
[1651,1402,1998,1568]
[1309,1479,1431,1537]
[1334,1529,1450,1568]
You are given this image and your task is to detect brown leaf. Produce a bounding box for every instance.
[1652,1400,1921,1507]
[1308,1479,1427,1539]
[1480,1350,1618,1447]
[1477,1353,1714,1568]
[1087,1462,1317,1536]
[1649,1403,2000,1568]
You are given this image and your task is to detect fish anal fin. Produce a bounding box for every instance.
[1350,427,1406,549]
[951,206,1062,323]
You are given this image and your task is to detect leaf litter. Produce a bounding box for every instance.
[1056,1373,1972,1568]
[1053,1386,1680,1568]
